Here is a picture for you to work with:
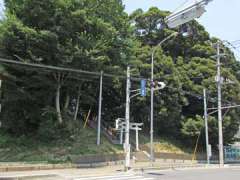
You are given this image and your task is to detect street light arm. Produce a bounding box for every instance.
[165,0,213,28]
[166,0,211,20]
[151,32,178,64]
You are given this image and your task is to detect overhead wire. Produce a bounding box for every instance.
[0,57,144,82]
[165,85,235,106]
[172,0,191,14]
[0,57,239,108]
[230,40,240,45]
[223,41,240,61]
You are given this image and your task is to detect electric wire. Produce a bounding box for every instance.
[0,57,239,108]
[223,41,240,61]
[0,58,143,82]
[172,0,191,14]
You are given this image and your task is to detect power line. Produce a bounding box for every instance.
[0,58,143,82]
[231,40,240,44]
[1,57,239,107]
[165,85,236,106]
[223,41,240,60]
[6,64,112,85]
[172,0,191,13]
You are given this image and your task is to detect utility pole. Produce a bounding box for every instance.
[0,79,2,128]
[216,41,224,166]
[97,71,103,146]
[150,51,154,163]
[124,66,131,170]
[203,88,210,164]
[0,79,1,113]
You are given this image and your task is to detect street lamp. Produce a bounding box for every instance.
[150,32,178,162]
[150,0,213,163]
[165,0,213,29]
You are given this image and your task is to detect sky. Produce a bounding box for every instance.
[123,0,240,59]
[0,0,239,57]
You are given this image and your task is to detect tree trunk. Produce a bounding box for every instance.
[64,92,70,111]
[56,82,63,124]
[74,88,81,121]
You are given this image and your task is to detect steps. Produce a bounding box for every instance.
[133,151,150,162]
[88,120,120,145]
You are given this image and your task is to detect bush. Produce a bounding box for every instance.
[37,107,71,142]
[1,99,41,135]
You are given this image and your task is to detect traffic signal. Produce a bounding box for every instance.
[140,79,147,97]
[150,81,166,90]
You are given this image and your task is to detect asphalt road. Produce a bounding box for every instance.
[143,168,240,180]
[1,167,240,180]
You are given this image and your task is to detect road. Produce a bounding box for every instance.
[143,168,240,180]
[1,167,240,180]
[73,168,240,180]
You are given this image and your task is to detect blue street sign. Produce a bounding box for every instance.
[141,79,146,97]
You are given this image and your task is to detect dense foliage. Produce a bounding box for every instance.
[0,0,240,150]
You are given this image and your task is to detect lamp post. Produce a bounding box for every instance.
[165,0,213,29]
[150,32,178,163]
[150,0,213,163]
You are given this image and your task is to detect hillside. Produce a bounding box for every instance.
[0,127,191,163]
[0,0,239,159]
[0,127,122,163]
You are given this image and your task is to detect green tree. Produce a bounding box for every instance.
[0,0,132,133]
[129,7,240,147]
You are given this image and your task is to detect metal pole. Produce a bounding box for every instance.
[125,66,131,170]
[136,128,139,151]
[149,33,178,164]
[97,71,103,145]
[150,52,154,163]
[203,88,210,164]
[217,41,224,166]
[120,127,123,145]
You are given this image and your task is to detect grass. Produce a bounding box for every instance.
[132,132,192,154]
[0,127,192,163]
[0,127,123,163]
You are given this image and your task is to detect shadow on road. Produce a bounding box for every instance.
[147,172,164,176]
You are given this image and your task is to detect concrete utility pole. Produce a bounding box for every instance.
[0,80,2,128]
[203,88,210,164]
[150,51,155,163]
[124,66,131,170]
[97,71,103,146]
[0,80,1,113]
[216,41,224,166]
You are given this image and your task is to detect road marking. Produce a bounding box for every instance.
[74,173,154,180]
[74,174,133,180]
[231,168,240,171]
[107,176,143,180]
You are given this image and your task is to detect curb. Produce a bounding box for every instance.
[0,174,58,180]
[132,164,206,171]
[1,162,240,173]
[133,164,240,172]
[0,164,77,172]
